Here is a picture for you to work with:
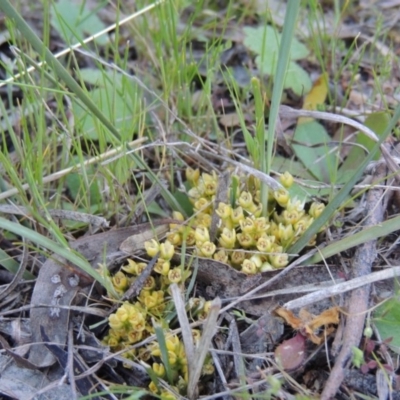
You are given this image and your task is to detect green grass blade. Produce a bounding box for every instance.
[288,102,400,256]
[306,214,400,264]
[0,217,114,293]
[262,1,301,213]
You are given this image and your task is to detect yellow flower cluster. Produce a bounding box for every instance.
[165,168,325,274]
[105,167,325,396]
[148,332,214,396]
[104,254,210,396]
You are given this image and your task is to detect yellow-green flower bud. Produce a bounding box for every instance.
[108,313,124,331]
[167,231,182,246]
[168,267,182,283]
[242,259,258,274]
[184,229,196,246]
[256,234,274,252]
[260,261,274,272]
[280,171,294,188]
[278,223,294,242]
[143,276,156,290]
[186,167,200,183]
[195,226,210,245]
[249,254,263,269]
[237,232,254,248]
[172,211,185,222]
[238,191,256,211]
[286,197,305,213]
[219,227,236,249]
[282,209,301,225]
[231,250,246,265]
[204,180,217,196]
[144,239,160,257]
[152,362,165,377]
[198,241,216,257]
[274,188,289,207]
[195,213,212,228]
[188,187,201,201]
[216,202,232,220]
[231,206,244,225]
[254,217,269,233]
[213,249,229,264]
[154,259,170,275]
[252,203,263,217]
[159,240,175,261]
[112,271,129,292]
[194,197,211,212]
[166,335,180,353]
[126,330,143,344]
[240,217,255,234]
[309,201,325,218]
[269,252,289,269]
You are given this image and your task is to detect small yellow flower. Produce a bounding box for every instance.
[231,206,244,225]
[280,171,294,188]
[309,201,325,218]
[152,362,166,377]
[112,271,129,292]
[184,228,196,246]
[218,227,236,249]
[154,259,170,275]
[144,239,160,257]
[249,254,263,269]
[278,223,294,242]
[168,267,182,283]
[186,167,200,183]
[198,241,216,257]
[238,191,257,212]
[242,259,258,274]
[260,261,274,272]
[254,217,269,234]
[213,249,228,264]
[159,240,175,261]
[167,231,182,246]
[216,202,232,220]
[172,210,185,221]
[286,197,305,213]
[195,213,212,228]
[269,252,289,269]
[237,232,254,248]
[282,209,301,225]
[230,250,246,265]
[240,217,255,234]
[194,197,211,213]
[188,297,205,312]
[195,226,210,245]
[256,235,274,252]
[126,330,143,344]
[274,188,289,207]
[143,276,156,290]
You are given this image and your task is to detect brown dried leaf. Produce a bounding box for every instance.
[274,306,340,345]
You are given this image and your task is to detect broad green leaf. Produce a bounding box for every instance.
[243,26,308,60]
[373,297,400,354]
[283,61,312,96]
[50,0,108,45]
[244,25,311,95]
[292,121,337,183]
